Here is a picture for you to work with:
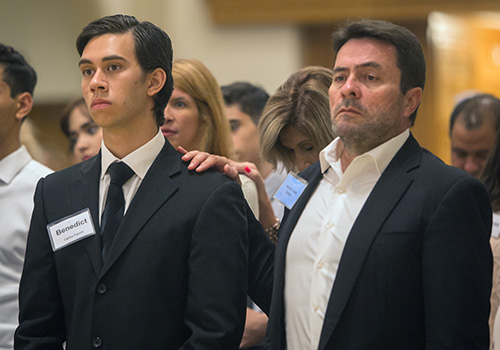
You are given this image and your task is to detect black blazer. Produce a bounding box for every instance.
[266,134,493,350]
[15,141,253,349]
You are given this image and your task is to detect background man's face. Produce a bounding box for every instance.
[450,118,497,178]
[226,104,260,164]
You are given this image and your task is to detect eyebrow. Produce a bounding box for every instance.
[333,61,383,74]
[78,55,127,67]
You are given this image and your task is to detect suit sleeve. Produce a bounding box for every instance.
[14,178,66,349]
[181,180,248,350]
[422,176,492,349]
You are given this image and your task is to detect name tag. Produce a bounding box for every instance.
[273,172,308,210]
[47,208,96,251]
[492,213,500,239]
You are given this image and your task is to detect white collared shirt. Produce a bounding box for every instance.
[284,129,409,350]
[0,146,52,348]
[99,130,165,223]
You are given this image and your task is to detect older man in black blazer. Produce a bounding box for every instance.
[265,20,492,349]
[14,15,274,350]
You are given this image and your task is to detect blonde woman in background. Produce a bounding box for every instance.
[162,58,259,218]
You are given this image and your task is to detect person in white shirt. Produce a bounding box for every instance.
[0,44,52,349]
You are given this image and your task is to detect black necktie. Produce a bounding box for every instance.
[101,162,134,261]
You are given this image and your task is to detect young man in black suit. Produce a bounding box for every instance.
[15,14,265,349]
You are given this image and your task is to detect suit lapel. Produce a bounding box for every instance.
[318,135,422,350]
[100,143,180,277]
[69,153,103,278]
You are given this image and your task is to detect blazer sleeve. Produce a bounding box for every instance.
[181,180,248,350]
[422,176,492,349]
[15,178,66,349]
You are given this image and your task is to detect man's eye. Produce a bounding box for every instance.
[108,65,120,72]
[82,69,93,76]
[230,121,240,133]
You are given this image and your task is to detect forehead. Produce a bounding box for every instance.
[80,32,136,63]
[451,120,497,149]
[334,37,398,70]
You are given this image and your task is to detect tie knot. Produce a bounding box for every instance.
[107,162,134,187]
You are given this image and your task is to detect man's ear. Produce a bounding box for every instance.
[15,92,34,121]
[147,68,167,97]
[403,87,422,119]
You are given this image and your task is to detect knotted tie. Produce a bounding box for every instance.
[101,162,134,261]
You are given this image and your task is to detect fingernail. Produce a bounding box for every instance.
[245,166,251,173]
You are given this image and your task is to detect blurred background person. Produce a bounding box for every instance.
[0,43,52,349]
[259,66,335,174]
[482,127,500,349]
[60,97,102,164]
[162,58,259,218]
[222,82,286,221]
[449,93,500,178]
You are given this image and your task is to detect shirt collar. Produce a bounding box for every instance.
[101,130,165,180]
[319,129,410,175]
[0,146,32,184]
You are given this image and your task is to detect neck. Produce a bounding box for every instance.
[103,123,158,159]
[258,161,274,179]
[0,132,21,161]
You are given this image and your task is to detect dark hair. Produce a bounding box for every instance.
[449,93,500,135]
[221,82,269,124]
[481,127,500,212]
[76,14,173,127]
[60,97,89,137]
[332,19,426,125]
[0,44,37,98]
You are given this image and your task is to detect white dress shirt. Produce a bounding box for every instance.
[99,130,165,223]
[284,129,409,350]
[0,146,52,349]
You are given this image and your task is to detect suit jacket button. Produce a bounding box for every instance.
[96,284,107,294]
[92,336,103,347]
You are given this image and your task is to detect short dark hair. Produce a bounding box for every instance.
[0,44,37,98]
[332,19,426,125]
[449,93,500,135]
[221,82,269,124]
[76,14,173,127]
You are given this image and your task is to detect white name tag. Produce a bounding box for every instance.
[47,208,96,251]
[273,172,308,210]
[492,213,500,239]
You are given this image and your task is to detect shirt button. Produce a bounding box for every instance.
[313,304,319,312]
[338,186,346,193]
[326,222,334,229]
[96,284,107,294]
[317,261,325,269]
[92,336,103,348]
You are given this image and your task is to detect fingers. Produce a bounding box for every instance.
[177,146,188,155]
[224,164,242,185]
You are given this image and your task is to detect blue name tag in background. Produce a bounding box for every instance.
[273,172,308,210]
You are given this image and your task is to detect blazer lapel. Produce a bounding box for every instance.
[100,143,180,277]
[318,135,422,350]
[69,153,103,278]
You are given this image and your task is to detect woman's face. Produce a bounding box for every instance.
[68,106,102,164]
[279,126,320,172]
[162,88,201,151]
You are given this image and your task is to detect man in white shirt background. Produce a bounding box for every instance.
[0,44,52,349]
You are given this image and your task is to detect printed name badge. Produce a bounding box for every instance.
[46,208,96,251]
[273,172,308,210]
[492,213,500,239]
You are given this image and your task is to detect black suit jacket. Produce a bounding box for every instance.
[266,134,493,350]
[15,141,256,349]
